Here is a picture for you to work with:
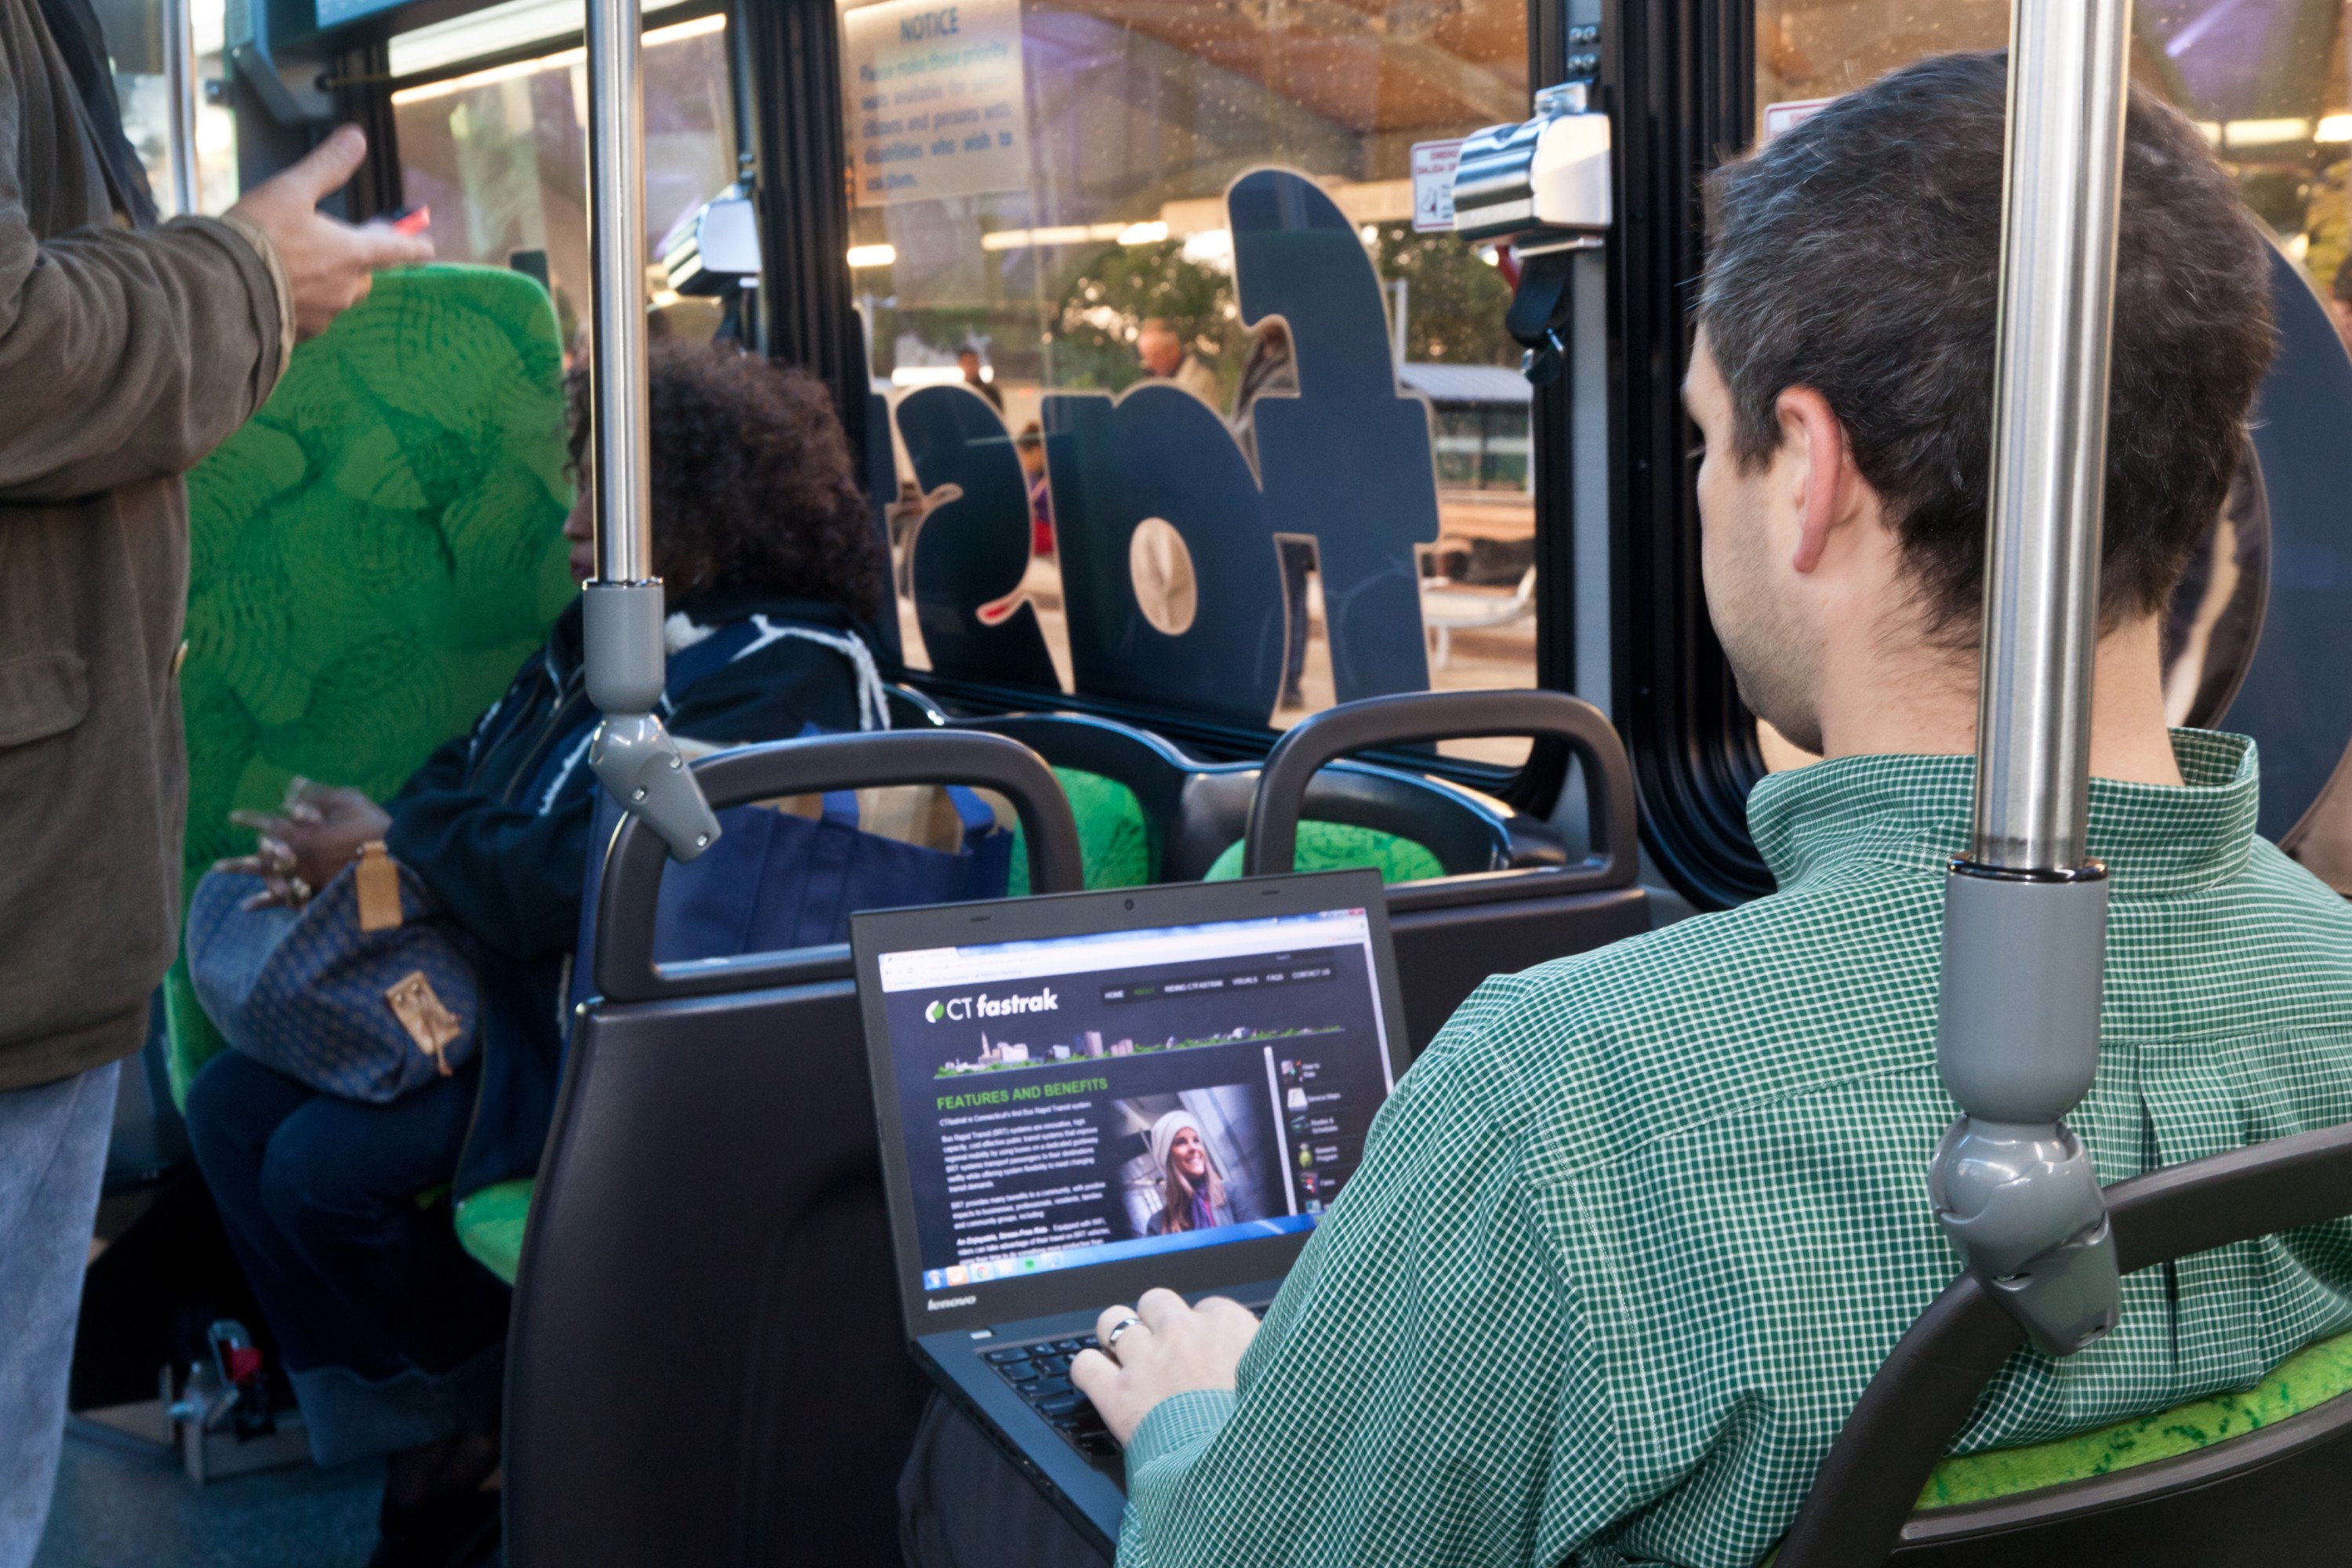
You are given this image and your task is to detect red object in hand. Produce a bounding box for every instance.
[390,205,430,238]
[223,1345,266,1385]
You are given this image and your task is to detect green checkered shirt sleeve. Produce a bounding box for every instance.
[1116,971,1637,1566]
[1109,732,2352,1567]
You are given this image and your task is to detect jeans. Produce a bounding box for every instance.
[0,1058,120,1568]
[1278,538,1316,703]
[184,1051,510,1467]
[898,1395,1110,1568]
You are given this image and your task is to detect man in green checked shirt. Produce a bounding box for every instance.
[913,53,2352,1567]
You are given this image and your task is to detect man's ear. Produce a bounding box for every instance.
[1775,387,1853,575]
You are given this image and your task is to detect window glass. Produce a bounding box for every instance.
[1751,1,2352,774]
[91,0,238,216]
[393,14,737,354]
[843,0,1539,764]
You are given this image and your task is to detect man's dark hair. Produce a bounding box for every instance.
[1699,52,2275,636]
[567,341,885,618]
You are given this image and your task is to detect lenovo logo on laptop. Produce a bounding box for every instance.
[927,1295,980,1311]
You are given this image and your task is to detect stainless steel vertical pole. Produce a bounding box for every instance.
[1927,0,2133,1356]
[580,0,721,859]
[586,0,651,589]
[1974,0,2133,873]
[162,0,200,216]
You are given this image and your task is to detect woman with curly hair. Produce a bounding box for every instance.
[185,341,886,1568]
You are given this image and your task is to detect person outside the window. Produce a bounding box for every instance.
[0,0,430,1547]
[1136,317,1220,405]
[1017,421,1054,554]
[960,346,1005,412]
[185,343,888,1568]
[1142,1112,1232,1236]
[1008,55,2349,1566]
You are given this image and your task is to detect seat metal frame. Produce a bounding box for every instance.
[966,709,1566,884]
[1242,688,1647,1045]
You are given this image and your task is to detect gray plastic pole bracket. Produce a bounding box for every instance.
[583,581,667,714]
[1929,1116,2119,1356]
[589,713,721,863]
[1929,862,2118,1356]
[580,579,720,862]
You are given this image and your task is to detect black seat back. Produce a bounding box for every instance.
[964,711,1197,880]
[968,708,1567,886]
[885,682,955,730]
[1240,689,1646,1048]
[1779,1122,2352,1566]
[506,732,1083,1568]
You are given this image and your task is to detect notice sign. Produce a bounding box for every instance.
[1410,138,1464,233]
[1761,97,1835,143]
[844,0,1029,207]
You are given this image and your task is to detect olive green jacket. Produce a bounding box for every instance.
[0,0,285,1087]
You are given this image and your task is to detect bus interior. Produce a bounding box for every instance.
[32,0,2352,1563]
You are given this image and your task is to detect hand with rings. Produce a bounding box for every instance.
[1069,1287,1260,1446]
[215,775,392,909]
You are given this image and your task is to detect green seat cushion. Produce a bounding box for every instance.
[1007,767,1156,895]
[1203,821,1446,884]
[1915,1328,2352,1509]
[167,265,574,1105]
[454,1178,535,1285]
[1757,1330,2352,1564]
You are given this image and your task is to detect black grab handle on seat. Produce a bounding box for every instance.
[594,731,1084,1004]
[1241,689,1636,909]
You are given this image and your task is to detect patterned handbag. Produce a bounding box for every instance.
[183,849,481,1102]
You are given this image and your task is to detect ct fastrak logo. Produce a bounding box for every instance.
[923,987,1058,1024]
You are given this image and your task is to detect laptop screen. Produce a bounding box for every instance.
[862,881,1401,1324]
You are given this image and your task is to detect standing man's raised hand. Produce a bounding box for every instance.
[226,124,434,339]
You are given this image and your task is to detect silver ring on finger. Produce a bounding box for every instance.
[1105,1314,1143,1356]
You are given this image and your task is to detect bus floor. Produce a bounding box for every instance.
[34,1430,395,1568]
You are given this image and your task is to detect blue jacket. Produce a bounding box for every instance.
[381,590,879,1201]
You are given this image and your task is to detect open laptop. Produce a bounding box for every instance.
[853,869,1412,1551]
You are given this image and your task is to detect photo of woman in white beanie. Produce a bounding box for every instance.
[1143,1108,1232,1236]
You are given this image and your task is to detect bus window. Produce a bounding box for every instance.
[1751,0,2352,786]
[841,0,1541,768]
[1759,2,2347,286]
[89,0,238,215]
[390,5,736,353]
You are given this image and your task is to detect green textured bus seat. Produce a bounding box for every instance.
[1202,822,1448,884]
[1913,1327,2352,1510]
[165,265,573,1105]
[1006,766,1156,895]
[455,1178,536,1285]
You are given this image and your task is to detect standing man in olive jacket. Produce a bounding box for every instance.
[0,0,430,1550]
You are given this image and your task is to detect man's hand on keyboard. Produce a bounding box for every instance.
[1072,1288,1260,1446]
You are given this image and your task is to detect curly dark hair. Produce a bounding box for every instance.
[567,341,885,619]
[1699,52,2275,638]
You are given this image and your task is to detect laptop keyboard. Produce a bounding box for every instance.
[983,1335,1120,1461]
[979,1305,1269,1467]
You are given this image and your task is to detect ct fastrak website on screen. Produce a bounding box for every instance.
[877,908,1396,1294]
